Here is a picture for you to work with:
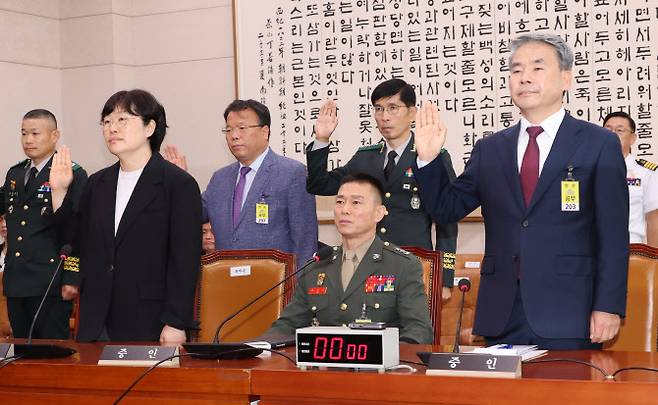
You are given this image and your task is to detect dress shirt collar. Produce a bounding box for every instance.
[343,235,376,264]
[519,108,565,141]
[385,133,412,159]
[239,147,270,173]
[29,153,55,174]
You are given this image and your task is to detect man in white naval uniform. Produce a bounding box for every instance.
[603,111,658,247]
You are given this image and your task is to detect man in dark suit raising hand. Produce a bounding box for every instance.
[412,33,629,350]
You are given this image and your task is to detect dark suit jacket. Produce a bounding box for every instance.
[56,154,202,341]
[202,148,317,268]
[306,135,458,286]
[414,114,629,339]
[1,156,87,297]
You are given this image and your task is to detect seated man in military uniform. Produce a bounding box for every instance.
[268,173,433,344]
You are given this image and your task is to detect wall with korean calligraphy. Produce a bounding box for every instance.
[235,0,657,174]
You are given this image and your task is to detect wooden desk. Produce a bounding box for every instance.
[0,340,254,404]
[251,345,658,405]
[2,341,658,404]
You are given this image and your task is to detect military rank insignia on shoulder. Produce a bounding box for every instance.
[384,243,412,259]
[357,142,385,153]
[637,159,657,171]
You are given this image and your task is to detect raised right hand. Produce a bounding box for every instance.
[163,144,188,171]
[414,101,447,162]
[50,146,74,191]
[314,99,339,142]
[50,146,74,212]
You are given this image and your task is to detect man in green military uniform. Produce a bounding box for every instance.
[269,173,433,344]
[306,79,457,300]
[0,109,87,338]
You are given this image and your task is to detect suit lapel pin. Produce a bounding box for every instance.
[41,207,47,216]
[372,253,381,261]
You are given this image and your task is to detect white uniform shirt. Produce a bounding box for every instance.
[626,155,658,243]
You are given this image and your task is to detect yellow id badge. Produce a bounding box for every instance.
[561,181,579,211]
[256,202,269,224]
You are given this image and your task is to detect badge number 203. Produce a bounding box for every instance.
[561,181,579,212]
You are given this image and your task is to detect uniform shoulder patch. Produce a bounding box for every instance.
[637,159,658,171]
[357,142,384,152]
[383,243,413,259]
[63,256,80,273]
[11,159,29,169]
[71,161,83,172]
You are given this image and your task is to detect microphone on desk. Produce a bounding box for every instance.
[452,278,471,354]
[13,245,77,359]
[183,246,334,359]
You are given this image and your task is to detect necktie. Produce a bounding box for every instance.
[519,126,543,207]
[232,166,251,227]
[24,167,38,191]
[342,253,358,291]
[384,150,397,180]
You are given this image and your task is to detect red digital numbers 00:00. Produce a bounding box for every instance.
[312,337,368,361]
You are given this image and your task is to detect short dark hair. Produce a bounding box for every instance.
[223,99,271,138]
[23,109,57,128]
[339,173,385,203]
[370,79,416,107]
[101,89,168,152]
[603,111,636,133]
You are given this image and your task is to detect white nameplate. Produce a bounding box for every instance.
[230,265,251,277]
[425,352,521,379]
[98,345,179,367]
[464,261,481,268]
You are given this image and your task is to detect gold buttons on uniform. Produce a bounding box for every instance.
[23,205,28,210]
[15,252,20,257]
[340,303,348,311]
[17,236,22,241]
[20,221,26,226]
[49,258,55,263]
[374,303,380,309]
[311,306,317,311]
[44,199,49,203]
[385,192,391,198]
[413,187,418,192]
[384,241,390,246]
[380,227,387,233]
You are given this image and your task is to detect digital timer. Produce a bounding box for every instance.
[296,326,399,370]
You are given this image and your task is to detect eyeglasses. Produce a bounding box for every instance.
[372,105,410,116]
[100,115,140,129]
[608,127,632,135]
[221,124,264,135]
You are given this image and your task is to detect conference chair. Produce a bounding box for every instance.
[605,243,658,352]
[401,246,442,344]
[439,253,485,346]
[193,249,296,343]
